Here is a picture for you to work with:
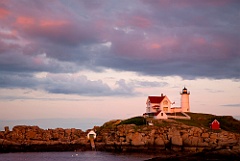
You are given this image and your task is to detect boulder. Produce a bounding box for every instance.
[201,133,209,138]
[154,137,165,146]
[126,133,133,143]
[210,133,218,139]
[26,131,37,140]
[146,137,155,145]
[131,132,145,146]
[171,136,183,146]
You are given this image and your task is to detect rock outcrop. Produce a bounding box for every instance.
[94,122,240,153]
[0,126,89,152]
[0,120,240,153]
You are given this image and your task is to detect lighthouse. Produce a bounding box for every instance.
[180,87,190,112]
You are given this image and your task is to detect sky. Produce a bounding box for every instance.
[0,0,240,131]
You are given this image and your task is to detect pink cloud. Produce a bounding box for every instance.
[16,16,69,30]
[110,29,236,63]
[150,43,161,49]
[115,12,153,29]
[146,37,178,51]
[110,30,180,60]
[192,37,207,45]
[40,20,68,28]
[13,15,98,46]
[16,16,35,27]
[129,15,152,28]
[178,35,237,61]
[0,0,238,80]
[0,8,9,19]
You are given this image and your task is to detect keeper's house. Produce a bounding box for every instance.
[143,87,190,120]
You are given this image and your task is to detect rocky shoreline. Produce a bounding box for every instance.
[1,119,240,160]
[0,125,90,152]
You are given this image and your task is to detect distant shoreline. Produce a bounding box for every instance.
[0,118,108,131]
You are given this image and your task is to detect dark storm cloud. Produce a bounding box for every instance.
[0,0,240,96]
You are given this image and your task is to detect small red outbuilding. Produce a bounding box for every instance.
[211,119,220,130]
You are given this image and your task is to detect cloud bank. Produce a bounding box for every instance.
[0,0,239,96]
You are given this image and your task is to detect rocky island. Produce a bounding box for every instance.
[1,113,240,160]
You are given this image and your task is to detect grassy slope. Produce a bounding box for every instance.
[116,113,240,134]
[172,112,240,133]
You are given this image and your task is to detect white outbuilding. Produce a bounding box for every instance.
[87,130,97,140]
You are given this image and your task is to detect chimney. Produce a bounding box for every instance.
[161,93,163,97]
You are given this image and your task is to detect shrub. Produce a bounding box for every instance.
[120,116,146,126]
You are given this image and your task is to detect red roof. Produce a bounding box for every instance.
[148,96,165,103]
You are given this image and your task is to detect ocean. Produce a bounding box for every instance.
[0,151,154,161]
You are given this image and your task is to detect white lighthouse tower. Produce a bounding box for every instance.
[180,87,190,112]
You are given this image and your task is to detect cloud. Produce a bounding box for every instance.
[44,74,113,96]
[0,95,87,102]
[45,75,139,96]
[0,71,169,97]
[221,104,240,107]
[0,50,79,73]
[130,80,168,88]
[93,0,240,79]
[0,0,240,96]
[0,8,9,19]
[204,88,224,93]
[0,73,38,89]
[0,73,138,97]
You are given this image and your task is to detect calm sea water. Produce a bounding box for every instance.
[0,151,154,161]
